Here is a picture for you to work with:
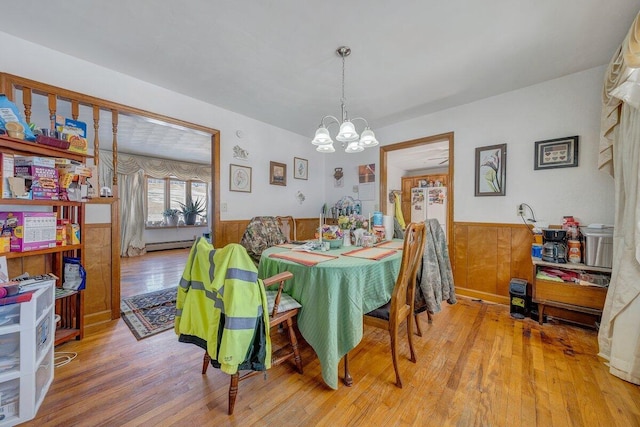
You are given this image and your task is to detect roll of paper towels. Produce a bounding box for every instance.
[383,215,394,240]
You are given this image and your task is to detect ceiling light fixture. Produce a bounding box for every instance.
[311,46,379,153]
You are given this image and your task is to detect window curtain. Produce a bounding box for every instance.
[98,150,211,257]
[597,11,640,385]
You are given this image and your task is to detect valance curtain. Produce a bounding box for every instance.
[98,150,212,257]
[98,150,212,184]
[597,11,640,386]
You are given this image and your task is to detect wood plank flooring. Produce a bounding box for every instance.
[21,250,640,426]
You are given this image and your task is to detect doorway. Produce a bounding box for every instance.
[379,132,454,243]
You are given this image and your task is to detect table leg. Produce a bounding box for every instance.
[538,304,545,325]
[343,354,353,387]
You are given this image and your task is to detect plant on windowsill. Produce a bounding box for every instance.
[179,197,206,226]
[162,208,180,226]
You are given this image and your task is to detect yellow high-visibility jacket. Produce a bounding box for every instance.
[175,238,271,374]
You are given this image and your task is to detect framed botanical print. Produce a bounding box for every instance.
[534,136,579,170]
[475,143,506,196]
[294,157,308,180]
[229,164,252,192]
[270,161,287,186]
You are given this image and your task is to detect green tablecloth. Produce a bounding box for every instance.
[258,243,402,389]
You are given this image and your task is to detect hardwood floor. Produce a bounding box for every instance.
[119,248,190,297]
[22,251,640,426]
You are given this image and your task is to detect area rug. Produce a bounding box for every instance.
[121,288,177,340]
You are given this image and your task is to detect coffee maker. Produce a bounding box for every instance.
[542,229,567,263]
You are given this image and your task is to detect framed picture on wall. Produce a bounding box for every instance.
[475,143,506,196]
[229,164,252,192]
[534,136,579,170]
[293,157,308,180]
[270,161,287,186]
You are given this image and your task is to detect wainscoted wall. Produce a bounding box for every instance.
[216,217,319,247]
[217,219,534,303]
[452,222,533,304]
[84,223,116,334]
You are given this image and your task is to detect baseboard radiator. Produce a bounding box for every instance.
[146,239,194,252]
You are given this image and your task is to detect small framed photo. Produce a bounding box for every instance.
[534,136,579,170]
[229,164,252,192]
[293,157,308,180]
[270,161,287,186]
[475,143,507,196]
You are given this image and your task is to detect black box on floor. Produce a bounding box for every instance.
[509,278,528,319]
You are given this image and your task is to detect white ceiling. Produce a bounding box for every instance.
[1,1,639,166]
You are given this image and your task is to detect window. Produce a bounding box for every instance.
[146,177,208,226]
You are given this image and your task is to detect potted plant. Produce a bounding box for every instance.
[179,197,206,225]
[162,208,180,226]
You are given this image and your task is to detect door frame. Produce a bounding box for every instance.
[379,131,454,245]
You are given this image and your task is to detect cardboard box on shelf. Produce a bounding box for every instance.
[65,223,80,245]
[14,156,56,169]
[0,212,57,252]
[1,153,14,199]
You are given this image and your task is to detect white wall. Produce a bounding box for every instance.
[325,66,615,227]
[0,31,326,223]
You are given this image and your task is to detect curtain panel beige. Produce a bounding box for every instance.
[599,11,640,175]
[598,10,640,386]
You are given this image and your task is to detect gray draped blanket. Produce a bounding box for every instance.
[415,219,456,314]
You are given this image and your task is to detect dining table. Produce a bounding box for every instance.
[258,240,404,389]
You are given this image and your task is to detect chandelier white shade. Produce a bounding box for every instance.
[312,46,379,153]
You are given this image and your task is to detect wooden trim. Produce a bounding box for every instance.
[212,132,221,246]
[111,199,121,319]
[456,289,510,305]
[0,73,219,136]
[455,221,531,228]
[379,132,454,252]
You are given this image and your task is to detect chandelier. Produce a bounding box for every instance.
[311,46,379,153]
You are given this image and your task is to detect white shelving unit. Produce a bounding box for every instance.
[0,280,55,426]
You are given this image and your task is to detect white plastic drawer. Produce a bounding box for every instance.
[0,377,20,423]
[35,346,53,408]
[35,311,52,364]
[0,333,20,375]
[35,285,54,322]
[0,305,20,328]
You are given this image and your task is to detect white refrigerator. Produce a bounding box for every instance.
[410,187,447,239]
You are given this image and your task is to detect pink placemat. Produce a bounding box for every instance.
[341,247,397,260]
[269,251,338,266]
[276,243,301,249]
[375,240,404,250]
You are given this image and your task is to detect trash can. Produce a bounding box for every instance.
[509,278,528,319]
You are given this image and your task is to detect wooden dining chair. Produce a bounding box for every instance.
[362,222,427,388]
[276,215,297,242]
[202,271,304,415]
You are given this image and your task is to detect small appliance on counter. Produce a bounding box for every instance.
[582,226,614,268]
[541,229,567,263]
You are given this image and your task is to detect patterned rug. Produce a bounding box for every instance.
[121,288,177,340]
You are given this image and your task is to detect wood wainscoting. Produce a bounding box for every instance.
[217,219,536,306]
[83,198,121,335]
[452,222,533,304]
[217,219,600,324]
[216,217,321,247]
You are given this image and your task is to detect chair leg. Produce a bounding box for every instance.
[414,314,423,337]
[228,372,239,415]
[343,353,353,386]
[202,352,210,374]
[286,318,303,374]
[427,311,433,324]
[407,317,417,364]
[389,322,402,388]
